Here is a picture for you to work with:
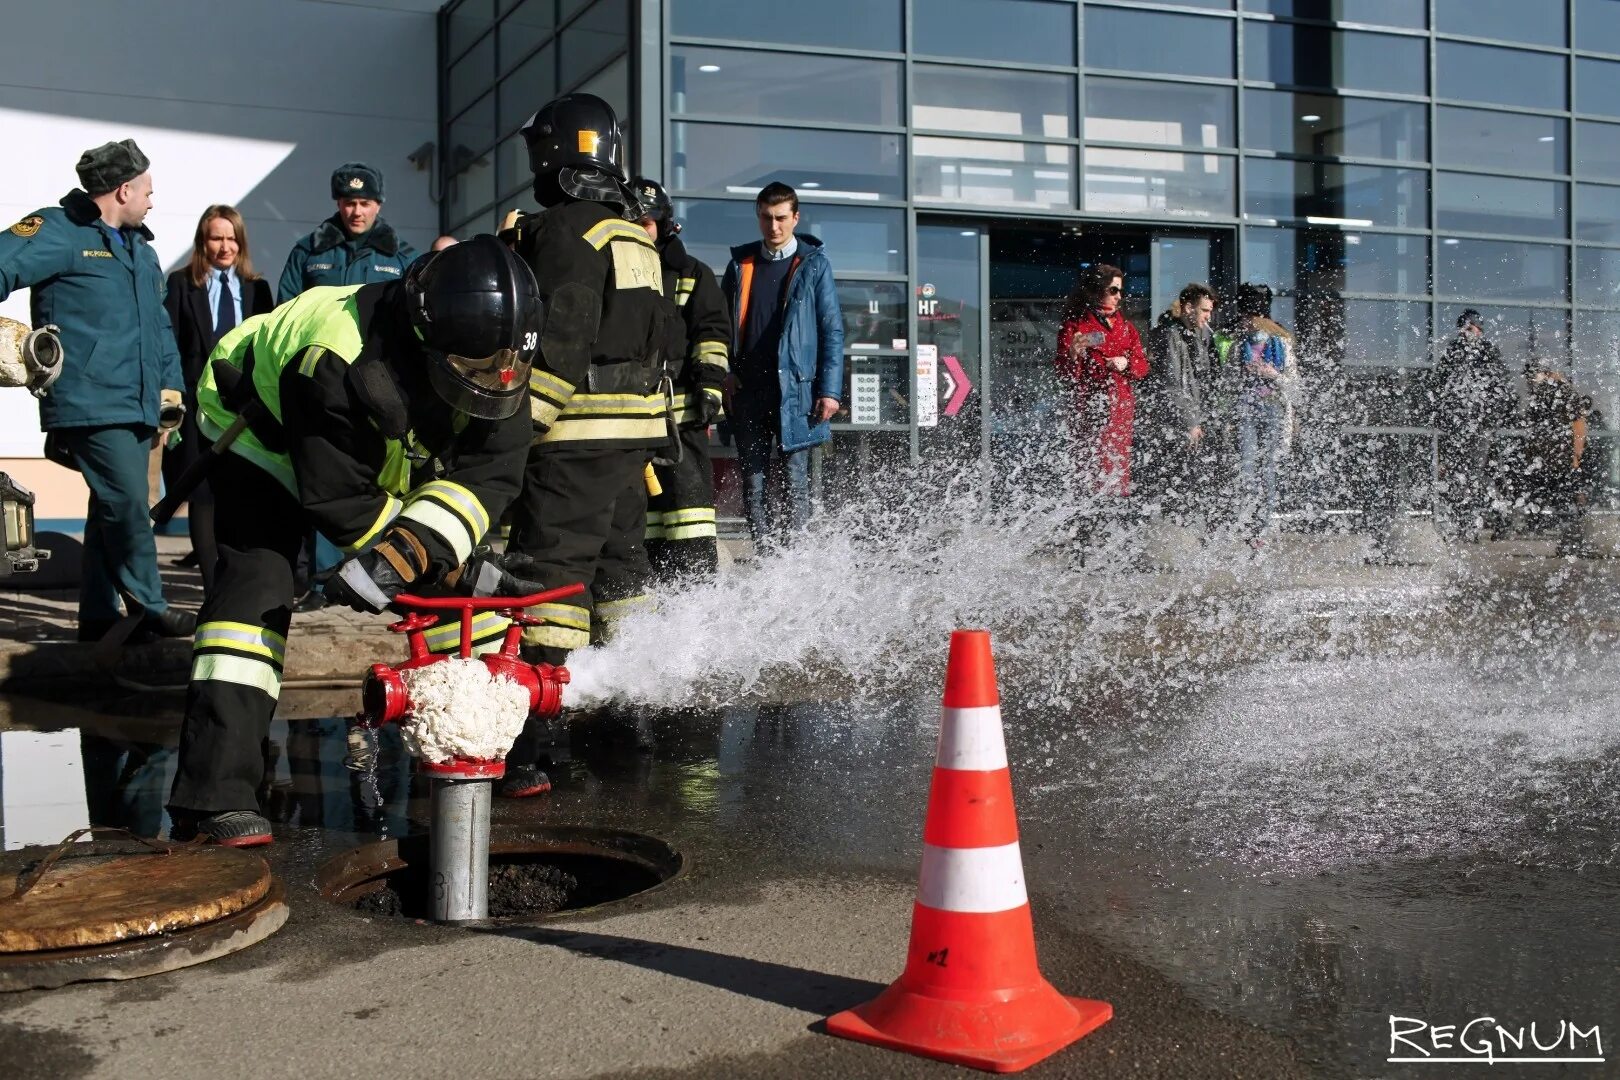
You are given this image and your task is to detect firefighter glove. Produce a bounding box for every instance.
[683,389,722,430]
[326,528,428,613]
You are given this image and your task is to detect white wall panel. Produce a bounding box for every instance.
[0,0,441,457]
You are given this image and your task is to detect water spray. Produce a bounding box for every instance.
[355,586,580,922]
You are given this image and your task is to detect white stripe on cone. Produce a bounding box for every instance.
[916,841,1029,914]
[936,705,1009,771]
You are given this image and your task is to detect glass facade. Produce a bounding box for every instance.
[439,0,631,240]
[438,0,1620,472]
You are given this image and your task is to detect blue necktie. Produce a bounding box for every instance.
[214,271,235,338]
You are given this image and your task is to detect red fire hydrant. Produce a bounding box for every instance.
[356,584,584,781]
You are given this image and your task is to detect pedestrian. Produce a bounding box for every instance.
[1217,284,1300,536]
[632,177,730,581]
[279,163,419,610]
[1431,309,1516,542]
[163,205,275,592]
[165,237,540,845]
[277,163,418,302]
[719,182,845,547]
[1053,263,1147,497]
[1520,358,1602,557]
[1141,282,1221,525]
[496,93,674,798]
[0,139,194,642]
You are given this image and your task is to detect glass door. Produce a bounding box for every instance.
[915,222,988,462]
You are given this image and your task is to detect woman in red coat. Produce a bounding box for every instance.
[1054,263,1148,495]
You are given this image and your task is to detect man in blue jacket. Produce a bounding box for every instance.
[277,163,417,302]
[0,139,192,640]
[720,182,844,545]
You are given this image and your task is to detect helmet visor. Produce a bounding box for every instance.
[427,348,532,420]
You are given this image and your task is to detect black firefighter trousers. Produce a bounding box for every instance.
[168,453,303,815]
[647,424,719,581]
[167,453,498,815]
[505,444,652,768]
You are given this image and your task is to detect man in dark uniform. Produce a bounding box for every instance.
[166,236,539,845]
[631,178,729,580]
[0,139,193,642]
[279,163,419,302]
[280,163,420,610]
[497,93,673,798]
[1432,309,1516,541]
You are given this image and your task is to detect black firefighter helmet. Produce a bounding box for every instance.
[630,176,679,236]
[403,234,541,420]
[520,93,631,209]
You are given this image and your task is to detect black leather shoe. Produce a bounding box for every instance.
[172,550,199,568]
[142,607,196,638]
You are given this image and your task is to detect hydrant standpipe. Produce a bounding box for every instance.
[356,585,583,922]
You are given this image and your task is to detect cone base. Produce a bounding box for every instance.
[826,982,1112,1074]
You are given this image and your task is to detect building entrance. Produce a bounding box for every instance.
[909,217,1232,467]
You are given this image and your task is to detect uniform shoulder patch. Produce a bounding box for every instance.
[9,216,44,238]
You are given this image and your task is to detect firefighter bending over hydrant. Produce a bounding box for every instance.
[165,237,540,845]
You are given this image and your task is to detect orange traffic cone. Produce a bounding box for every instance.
[826,629,1112,1073]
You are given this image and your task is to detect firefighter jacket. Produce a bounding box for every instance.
[278,215,418,303]
[197,283,529,579]
[0,190,183,430]
[657,234,729,424]
[507,200,673,451]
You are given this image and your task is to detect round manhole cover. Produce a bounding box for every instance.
[0,843,289,991]
[318,825,682,922]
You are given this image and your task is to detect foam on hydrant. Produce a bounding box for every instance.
[400,658,531,764]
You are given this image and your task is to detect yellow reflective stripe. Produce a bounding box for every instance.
[521,623,591,650]
[413,480,490,539]
[397,501,475,564]
[596,594,652,620]
[583,219,656,250]
[195,621,287,665]
[423,611,510,654]
[529,368,575,403]
[539,416,668,443]
[531,397,563,429]
[192,653,282,697]
[527,601,591,631]
[341,496,404,555]
[296,346,328,378]
[662,521,718,540]
[561,392,665,416]
[661,507,715,525]
[695,341,728,361]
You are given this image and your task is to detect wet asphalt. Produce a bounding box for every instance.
[2,552,1618,1079]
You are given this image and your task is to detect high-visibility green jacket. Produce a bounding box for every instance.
[198,282,529,574]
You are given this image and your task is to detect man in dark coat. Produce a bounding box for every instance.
[1432,309,1516,541]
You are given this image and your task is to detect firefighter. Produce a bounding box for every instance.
[497,93,674,798]
[630,177,728,580]
[165,236,540,845]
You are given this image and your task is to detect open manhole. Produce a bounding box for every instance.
[317,825,682,921]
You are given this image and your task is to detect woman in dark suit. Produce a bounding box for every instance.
[163,205,274,593]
